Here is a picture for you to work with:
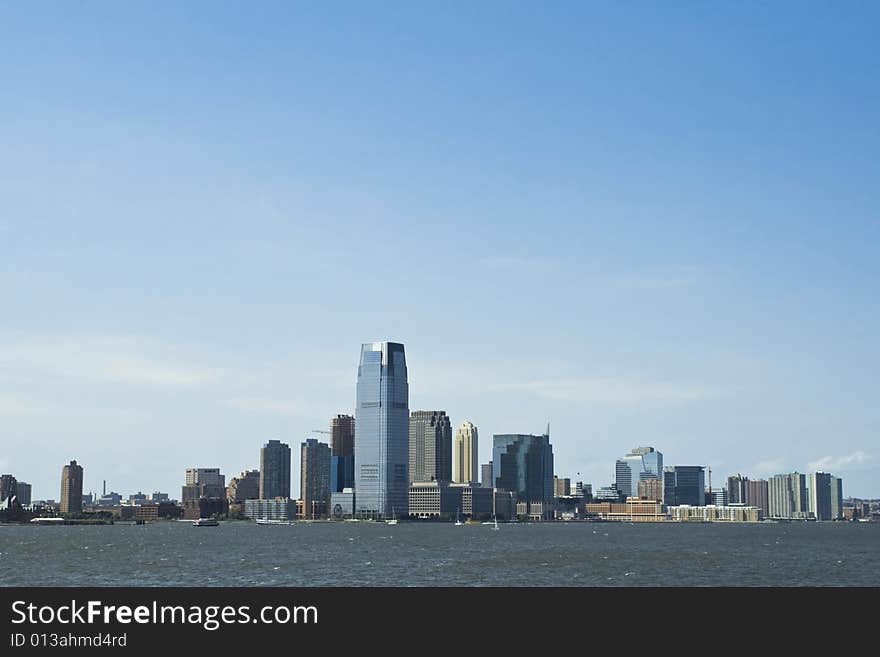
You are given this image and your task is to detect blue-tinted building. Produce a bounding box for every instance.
[491,429,554,516]
[354,342,409,519]
[331,455,354,493]
[664,465,705,506]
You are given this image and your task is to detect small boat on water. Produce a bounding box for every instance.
[385,507,398,525]
[255,518,294,525]
[192,518,219,527]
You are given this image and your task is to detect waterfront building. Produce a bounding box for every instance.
[727,474,748,505]
[128,492,148,505]
[227,470,260,503]
[407,481,493,520]
[710,489,727,506]
[149,492,169,503]
[668,505,762,522]
[409,410,452,484]
[584,498,666,521]
[354,342,409,519]
[663,466,705,506]
[830,476,843,520]
[0,474,17,504]
[244,498,297,521]
[329,488,355,519]
[745,479,769,517]
[616,447,663,498]
[554,476,571,497]
[492,429,554,519]
[301,438,331,519]
[15,481,31,506]
[769,472,809,519]
[260,440,291,500]
[595,485,623,502]
[60,460,84,514]
[453,420,479,484]
[183,468,225,501]
[809,472,833,520]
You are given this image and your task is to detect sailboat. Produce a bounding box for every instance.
[454,508,463,526]
[385,507,398,525]
[491,515,500,531]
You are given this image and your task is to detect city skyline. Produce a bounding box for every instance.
[1,3,878,500]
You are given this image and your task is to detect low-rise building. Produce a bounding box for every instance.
[244,498,296,521]
[668,504,762,522]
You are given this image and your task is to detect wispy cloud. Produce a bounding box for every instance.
[0,334,223,389]
[807,451,872,473]
[490,378,738,405]
[752,458,786,475]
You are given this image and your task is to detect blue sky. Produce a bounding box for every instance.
[1,2,878,500]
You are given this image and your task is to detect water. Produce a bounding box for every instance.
[1,521,877,586]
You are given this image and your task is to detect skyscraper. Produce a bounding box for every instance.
[60,460,83,514]
[664,466,705,506]
[260,439,291,500]
[769,472,808,519]
[355,341,409,519]
[492,429,554,517]
[809,472,834,521]
[330,414,356,493]
[301,438,331,519]
[0,474,17,504]
[745,478,769,517]
[409,410,452,484]
[227,470,260,503]
[727,474,748,505]
[830,476,843,520]
[16,481,32,507]
[481,462,493,489]
[616,447,663,498]
[453,420,479,484]
[331,414,355,457]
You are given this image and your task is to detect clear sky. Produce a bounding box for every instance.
[1,2,878,501]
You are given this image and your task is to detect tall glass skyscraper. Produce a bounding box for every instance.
[616,447,663,498]
[492,429,554,509]
[355,342,409,519]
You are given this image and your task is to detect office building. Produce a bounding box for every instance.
[453,420,479,484]
[330,488,355,519]
[637,476,663,501]
[149,492,170,503]
[128,492,148,505]
[331,414,355,457]
[830,476,843,520]
[595,485,624,502]
[745,479,769,517]
[409,410,452,484]
[408,481,493,521]
[481,462,493,488]
[0,474,17,503]
[616,447,663,498]
[227,470,260,503]
[727,474,748,505]
[769,472,809,519]
[182,468,226,502]
[668,505,762,522]
[15,481,32,506]
[244,498,297,521]
[808,472,833,520]
[584,498,666,522]
[60,460,84,514]
[260,440,291,500]
[330,414,355,492]
[354,342,409,519]
[554,476,571,497]
[663,466,705,507]
[301,438,331,519]
[492,429,554,519]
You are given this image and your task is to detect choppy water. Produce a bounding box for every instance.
[1,521,877,586]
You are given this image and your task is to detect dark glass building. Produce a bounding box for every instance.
[491,430,554,511]
[665,465,706,506]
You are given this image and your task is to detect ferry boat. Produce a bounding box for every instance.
[192,518,219,527]
[255,518,294,525]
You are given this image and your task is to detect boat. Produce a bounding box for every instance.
[192,518,219,527]
[385,507,398,525]
[255,518,294,525]
[491,516,500,531]
[454,508,463,526]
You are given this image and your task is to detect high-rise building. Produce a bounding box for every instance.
[182,468,226,502]
[745,479,769,517]
[553,476,571,497]
[492,429,554,518]
[0,474,17,503]
[637,476,663,501]
[663,466,705,507]
[15,481,32,506]
[409,410,452,484]
[453,420,479,484]
[330,414,355,492]
[616,447,663,498]
[809,472,836,521]
[481,462,494,488]
[830,476,843,520]
[260,440,291,500]
[331,414,355,457]
[60,460,84,514]
[355,342,409,519]
[301,438,331,519]
[227,470,261,503]
[727,474,748,505]
[769,472,808,519]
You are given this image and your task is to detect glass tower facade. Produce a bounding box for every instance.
[491,431,554,506]
[355,342,409,519]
